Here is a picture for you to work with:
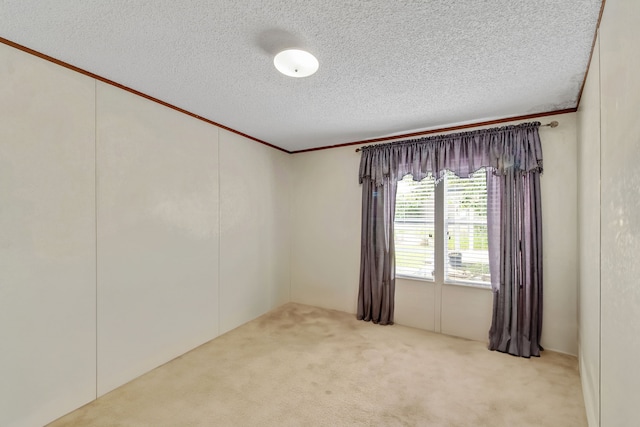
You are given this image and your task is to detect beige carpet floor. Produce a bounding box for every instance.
[48,303,587,426]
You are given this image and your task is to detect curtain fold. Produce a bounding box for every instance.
[488,170,543,357]
[357,122,544,357]
[357,177,397,325]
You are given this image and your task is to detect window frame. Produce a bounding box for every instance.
[394,170,492,290]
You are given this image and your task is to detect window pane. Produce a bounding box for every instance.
[394,175,435,280]
[444,169,491,286]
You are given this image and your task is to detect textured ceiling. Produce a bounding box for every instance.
[0,0,602,152]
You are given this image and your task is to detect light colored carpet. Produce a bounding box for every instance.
[49,303,587,426]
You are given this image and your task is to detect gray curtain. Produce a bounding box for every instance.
[488,170,543,357]
[358,123,543,355]
[357,176,397,325]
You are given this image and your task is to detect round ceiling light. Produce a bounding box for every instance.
[273,49,319,78]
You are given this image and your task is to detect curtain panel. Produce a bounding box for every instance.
[357,122,544,357]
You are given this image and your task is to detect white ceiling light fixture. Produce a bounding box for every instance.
[274,49,319,78]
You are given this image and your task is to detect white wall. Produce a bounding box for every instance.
[219,129,291,334]
[577,2,640,425]
[0,43,97,427]
[598,1,640,425]
[0,43,291,426]
[541,113,579,355]
[577,33,601,427]
[96,83,220,395]
[291,113,579,354]
[290,147,362,314]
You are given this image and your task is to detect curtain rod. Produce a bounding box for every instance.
[354,121,559,153]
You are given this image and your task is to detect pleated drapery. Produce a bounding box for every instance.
[357,177,397,325]
[488,169,544,357]
[357,122,544,357]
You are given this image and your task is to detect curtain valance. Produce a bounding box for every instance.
[358,122,543,186]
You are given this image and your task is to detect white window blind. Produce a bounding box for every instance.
[393,169,492,287]
[394,175,435,280]
[444,169,491,286]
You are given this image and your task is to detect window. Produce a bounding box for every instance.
[394,168,491,287]
[395,176,435,280]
